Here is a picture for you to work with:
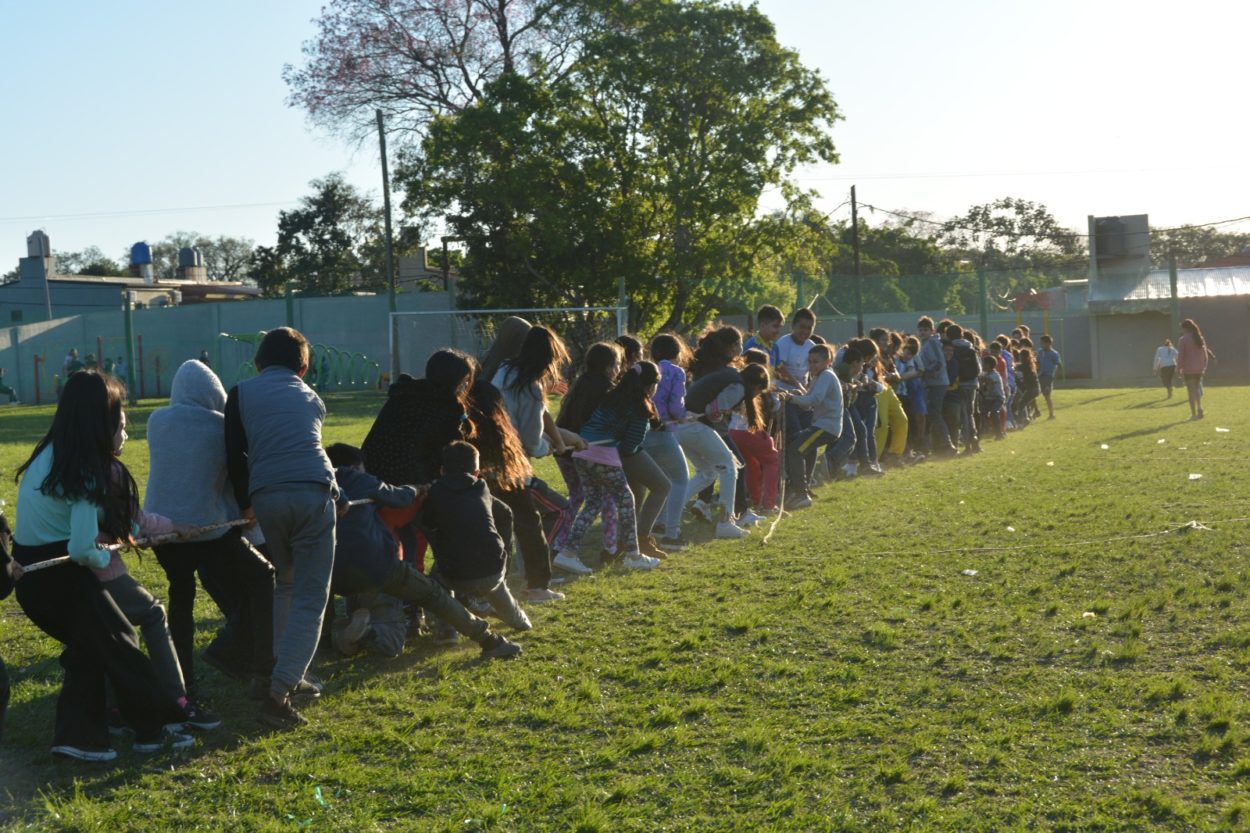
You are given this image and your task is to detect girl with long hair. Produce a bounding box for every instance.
[727,362,780,514]
[467,379,565,603]
[1177,319,1209,420]
[11,371,192,761]
[1013,347,1040,426]
[553,342,624,573]
[493,326,573,458]
[557,362,664,572]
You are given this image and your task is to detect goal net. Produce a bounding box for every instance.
[389,306,627,382]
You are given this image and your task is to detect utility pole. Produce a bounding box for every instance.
[376,109,397,314]
[978,267,989,338]
[851,185,863,336]
[121,290,137,405]
[1168,248,1181,339]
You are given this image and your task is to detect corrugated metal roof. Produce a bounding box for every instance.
[1088,265,1250,313]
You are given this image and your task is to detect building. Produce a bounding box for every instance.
[1088,264,1250,380]
[0,231,259,324]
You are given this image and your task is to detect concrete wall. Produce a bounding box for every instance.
[0,291,451,403]
[1090,300,1249,382]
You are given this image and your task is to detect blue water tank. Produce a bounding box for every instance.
[131,241,152,265]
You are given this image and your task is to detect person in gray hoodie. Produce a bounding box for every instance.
[147,359,276,695]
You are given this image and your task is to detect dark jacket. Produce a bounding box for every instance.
[420,473,506,582]
[331,466,420,595]
[362,375,467,487]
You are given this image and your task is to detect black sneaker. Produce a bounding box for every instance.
[133,728,195,754]
[51,743,118,762]
[178,700,222,731]
[259,695,309,731]
[478,632,522,659]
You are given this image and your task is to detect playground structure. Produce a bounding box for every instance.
[217,333,382,393]
[30,332,382,404]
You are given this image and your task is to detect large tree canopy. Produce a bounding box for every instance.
[398,0,840,331]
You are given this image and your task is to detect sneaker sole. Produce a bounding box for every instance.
[51,745,117,762]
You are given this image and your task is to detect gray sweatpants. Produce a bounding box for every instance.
[103,573,187,704]
[251,483,336,698]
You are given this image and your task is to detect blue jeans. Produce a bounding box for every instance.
[852,390,878,464]
[924,386,952,451]
[643,430,688,538]
[251,483,336,697]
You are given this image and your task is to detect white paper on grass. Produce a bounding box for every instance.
[1006,526,1016,532]
[1188,473,1203,481]
[1100,443,1110,450]
[1158,438,1167,444]
[1216,427,1230,433]
[961,569,978,576]
[1046,461,1055,466]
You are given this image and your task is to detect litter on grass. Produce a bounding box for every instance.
[1046,461,1055,467]
[1100,443,1110,450]
[1216,427,1230,433]
[1158,438,1167,444]
[1082,612,1097,618]
[961,569,978,576]
[1189,473,1203,481]
[1006,526,1016,532]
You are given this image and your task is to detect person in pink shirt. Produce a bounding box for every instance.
[1176,318,1210,421]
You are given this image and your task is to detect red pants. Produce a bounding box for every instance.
[729,429,780,510]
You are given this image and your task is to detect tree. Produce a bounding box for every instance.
[56,246,125,276]
[935,197,1086,312]
[1150,225,1250,268]
[283,0,585,145]
[252,174,386,296]
[400,0,840,332]
[144,233,257,282]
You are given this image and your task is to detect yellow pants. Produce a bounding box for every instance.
[875,386,908,459]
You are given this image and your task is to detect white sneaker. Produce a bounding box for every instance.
[738,509,765,526]
[715,521,749,539]
[842,462,859,479]
[526,587,566,604]
[689,499,715,524]
[553,552,594,575]
[622,553,661,570]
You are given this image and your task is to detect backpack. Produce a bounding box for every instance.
[954,343,980,383]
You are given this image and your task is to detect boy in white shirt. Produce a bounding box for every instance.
[781,344,844,509]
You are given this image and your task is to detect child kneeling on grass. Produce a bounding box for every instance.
[325,443,522,660]
[423,442,532,639]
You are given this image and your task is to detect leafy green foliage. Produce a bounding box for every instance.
[400,0,840,333]
[252,173,388,297]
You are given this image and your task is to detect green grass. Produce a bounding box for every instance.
[2,385,1249,830]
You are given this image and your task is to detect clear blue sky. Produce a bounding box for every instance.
[3,0,1247,263]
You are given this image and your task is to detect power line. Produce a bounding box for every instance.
[0,200,299,226]
[854,201,1250,246]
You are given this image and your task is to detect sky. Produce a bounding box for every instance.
[2,0,1248,264]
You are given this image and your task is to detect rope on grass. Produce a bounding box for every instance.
[761,399,787,547]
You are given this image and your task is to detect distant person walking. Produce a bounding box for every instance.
[1152,338,1178,398]
[1177,319,1209,421]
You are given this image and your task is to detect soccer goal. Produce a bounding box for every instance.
[389,306,628,382]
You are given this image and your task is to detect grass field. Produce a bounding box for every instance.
[1,384,1248,831]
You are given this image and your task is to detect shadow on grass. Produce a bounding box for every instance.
[1100,420,1193,443]
[1126,398,1188,411]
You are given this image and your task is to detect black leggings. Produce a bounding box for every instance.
[155,529,276,685]
[493,487,552,590]
[0,655,8,742]
[13,541,180,748]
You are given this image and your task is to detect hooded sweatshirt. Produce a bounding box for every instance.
[145,360,238,542]
[332,466,420,595]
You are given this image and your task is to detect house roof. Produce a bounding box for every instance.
[1088,265,1250,314]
